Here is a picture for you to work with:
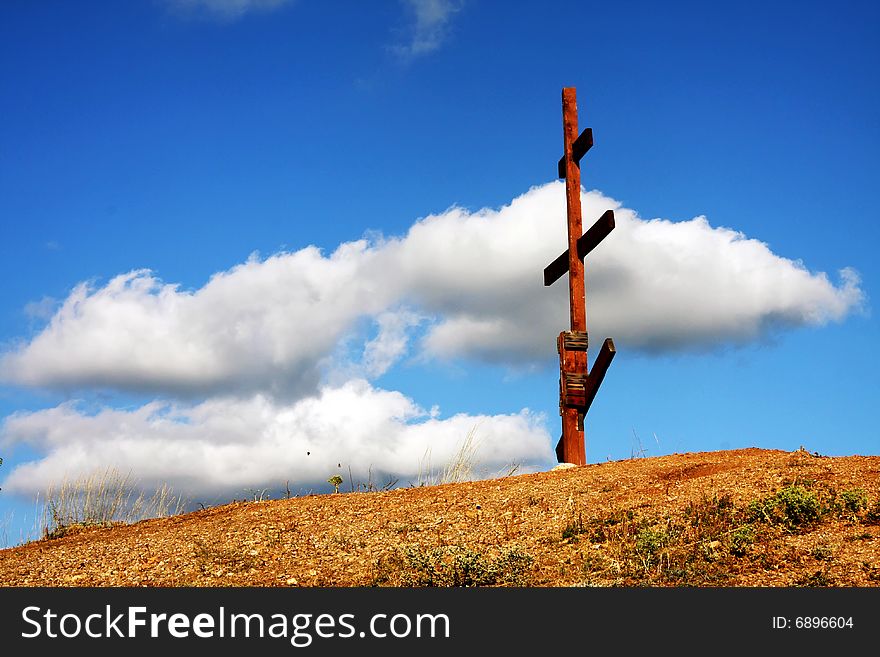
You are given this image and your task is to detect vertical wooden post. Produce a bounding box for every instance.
[544,87,616,466]
[561,88,587,465]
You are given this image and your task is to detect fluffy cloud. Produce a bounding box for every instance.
[408,184,864,360]
[0,182,863,397]
[0,181,865,498]
[0,242,399,398]
[0,380,551,498]
[391,0,463,58]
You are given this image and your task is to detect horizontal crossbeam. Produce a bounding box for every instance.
[557,128,593,179]
[543,210,615,286]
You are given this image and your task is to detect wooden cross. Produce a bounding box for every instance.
[544,87,616,465]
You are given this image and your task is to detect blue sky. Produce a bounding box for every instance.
[1,0,878,546]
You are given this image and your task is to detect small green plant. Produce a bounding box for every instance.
[729,525,755,556]
[634,528,666,557]
[748,485,821,529]
[562,512,586,541]
[811,544,833,560]
[840,488,868,514]
[374,544,533,587]
[865,499,880,525]
[795,569,834,587]
[327,475,343,494]
[629,527,664,570]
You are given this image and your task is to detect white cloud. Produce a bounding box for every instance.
[405,183,865,360]
[0,182,865,498]
[165,0,293,21]
[23,296,58,322]
[0,243,400,398]
[0,380,552,498]
[360,309,425,378]
[392,0,463,58]
[0,182,863,397]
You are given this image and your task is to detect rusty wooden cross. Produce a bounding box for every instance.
[544,87,616,465]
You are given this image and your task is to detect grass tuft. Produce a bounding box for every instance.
[415,426,481,487]
[41,468,186,539]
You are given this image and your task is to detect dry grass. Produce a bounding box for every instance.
[40,467,186,539]
[415,425,481,487]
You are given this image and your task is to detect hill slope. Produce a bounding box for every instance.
[1,448,879,587]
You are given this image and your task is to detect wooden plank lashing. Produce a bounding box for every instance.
[562,372,587,407]
[563,330,588,352]
[558,330,588,408]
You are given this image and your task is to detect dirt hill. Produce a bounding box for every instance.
[1,448,878,587]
